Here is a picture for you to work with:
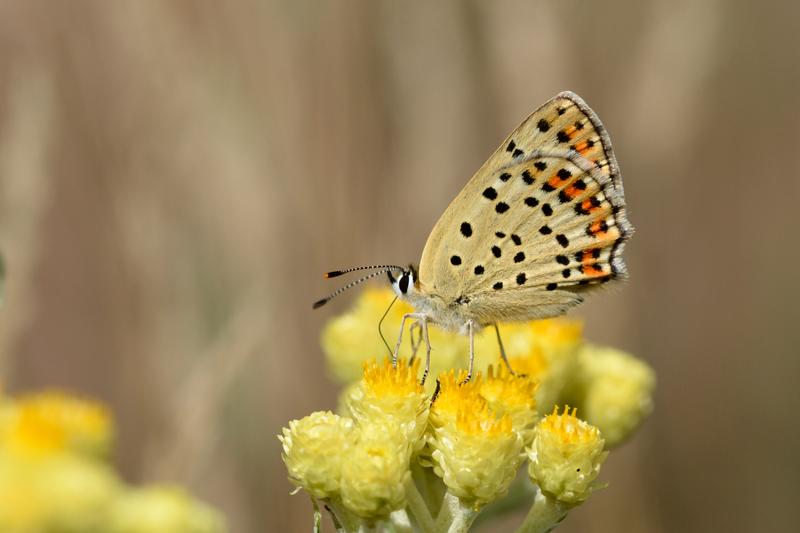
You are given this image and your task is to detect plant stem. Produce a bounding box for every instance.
[405,476,436,531]
[389,509,414,533]
[433,492,479,533]
[514,489,568,533]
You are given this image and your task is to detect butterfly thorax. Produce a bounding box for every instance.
[389,266,478,334]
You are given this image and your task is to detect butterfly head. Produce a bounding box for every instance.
[312,263,409,309]
[388,264,418,298]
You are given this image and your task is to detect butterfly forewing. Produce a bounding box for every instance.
[418,92,631,323]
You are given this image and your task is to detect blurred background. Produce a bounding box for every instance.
[1,1,798,531]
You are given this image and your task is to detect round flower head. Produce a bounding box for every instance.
[528,406,607,505]
[278,411,356,499]
[428,370,486,431]
[0,390,113,459]
[429,371,524,509]
[479,365,538,445]
[575,344,655,447]
[346,358,429,451]
[107,486,225,533]
[339,421,411,520]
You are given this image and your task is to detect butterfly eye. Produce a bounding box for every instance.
[398,273,410,294]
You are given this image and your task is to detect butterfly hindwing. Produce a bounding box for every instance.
[418,92,631,323]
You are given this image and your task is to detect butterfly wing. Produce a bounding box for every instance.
[418,91,632,324]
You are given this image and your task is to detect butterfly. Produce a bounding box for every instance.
[315,92,632,384]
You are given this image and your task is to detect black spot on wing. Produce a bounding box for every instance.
[460,222,472,237]
[513,252,525,263]
[542,204,553,216]
[525,197,539,208]
[483,187,497,200]
[556,234,569,248]
[450,255,462,266]
[474,265,484,275]
[493,281,503,290]
[492,246,502,258]
[522,170,534,185]
[537,119,550,132]
[516,273,526,285]
[495,202,510,214]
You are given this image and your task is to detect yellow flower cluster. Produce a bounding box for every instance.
[282,287,656,532]
[280,359,423,523]
[0,389,225,533]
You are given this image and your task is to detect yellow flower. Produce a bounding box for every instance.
[0,450,120,532]
[107,486,226,533]
[321,288,465,384]
[528,406,607,505]
[278,411,356,499]
[0,390,113,459]
[428,371,524,509]
[340,421,411,519]
[474,318,583,412]
[427,370,486,431]
[346,358,429,451]
[573,344,655,447]
[479,365,538,445]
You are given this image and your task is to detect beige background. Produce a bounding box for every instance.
[1,1,798,531]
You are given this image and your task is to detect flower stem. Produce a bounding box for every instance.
[514,489,569,533]
[405,476,436,531]
[312,498,322,533]
[389,509,414,533]
[433,492,479,533]
[323,497,361,533]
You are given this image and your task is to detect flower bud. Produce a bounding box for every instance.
[278,411,355,498]
[107,486,225,533]
[429,371,524,509]
[528,406,607,505]
[346,358,429,451]
[575,344,655,447]
[339,421,411,519]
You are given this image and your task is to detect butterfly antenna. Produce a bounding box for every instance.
[378,294,399,356]
[313,268,400,309]
[324,265,405,279]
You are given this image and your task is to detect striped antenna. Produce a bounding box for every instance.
[313,267,402,309]
[324,264,405,279]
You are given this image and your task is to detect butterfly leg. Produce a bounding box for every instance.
[460,319,476,384]
[419,316,432,385]
[493,323,522,376]
[392,313,427,368]
[408,321,423,364]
